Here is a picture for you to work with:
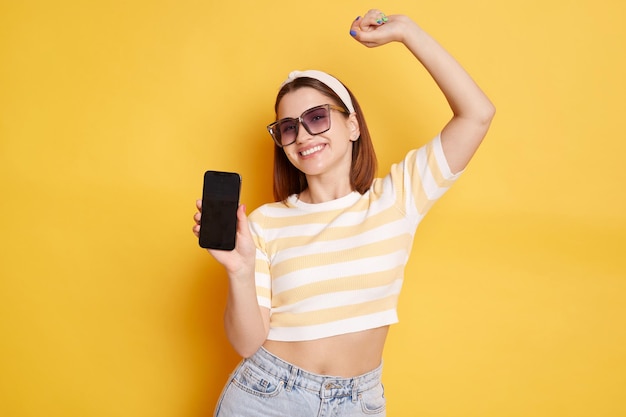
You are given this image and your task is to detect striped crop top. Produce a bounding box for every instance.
[248,134,462,341]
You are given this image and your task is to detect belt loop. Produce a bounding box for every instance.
[286,366,297,391]
[351,377,359,403]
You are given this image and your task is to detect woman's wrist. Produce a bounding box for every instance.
[394,15,420,44]
[400,18,429,52]
[227,266,255,285]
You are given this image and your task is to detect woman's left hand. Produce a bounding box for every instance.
[349,9,414,47]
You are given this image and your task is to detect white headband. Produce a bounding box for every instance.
[280,70,355,113]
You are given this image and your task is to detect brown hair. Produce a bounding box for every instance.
[271,77,377,202]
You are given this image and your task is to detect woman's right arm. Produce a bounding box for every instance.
[193,201,270,358]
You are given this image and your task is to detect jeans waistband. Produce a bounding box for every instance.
[246,347,383,400]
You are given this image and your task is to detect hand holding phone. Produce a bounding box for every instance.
[198,170,241,251]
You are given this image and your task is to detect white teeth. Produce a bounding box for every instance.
[301,145,324,156]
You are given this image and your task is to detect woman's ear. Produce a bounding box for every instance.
[348,112,360,141]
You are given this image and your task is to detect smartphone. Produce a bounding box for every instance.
[199,170,241,250]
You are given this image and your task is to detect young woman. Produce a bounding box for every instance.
[193,9,495,417]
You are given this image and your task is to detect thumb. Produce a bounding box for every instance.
[349,22,383,47]
[236,204,251,236]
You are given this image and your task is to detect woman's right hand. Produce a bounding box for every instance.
[194,200,270,356]
[193,200,256,278]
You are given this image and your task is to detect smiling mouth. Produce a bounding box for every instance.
[300,144,325,157]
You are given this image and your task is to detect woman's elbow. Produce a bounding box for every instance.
[480,100,496,126]
[234,342,264,359]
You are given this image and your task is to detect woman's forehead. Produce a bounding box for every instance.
[277,88,333,118]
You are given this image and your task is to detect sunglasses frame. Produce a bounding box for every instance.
[267,104,348,147]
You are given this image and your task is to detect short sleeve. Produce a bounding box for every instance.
[248,212,272,309]
[388,133,463,218]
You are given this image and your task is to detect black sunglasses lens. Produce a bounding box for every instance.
[270,105,333,146]
[302,106,331,135]
[277,119,298,145]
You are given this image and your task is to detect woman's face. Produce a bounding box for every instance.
[276,87,359,180]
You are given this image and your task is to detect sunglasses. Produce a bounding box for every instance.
[267,104,348,147]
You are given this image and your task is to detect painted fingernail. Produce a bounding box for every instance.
[350,30,357,37]
[355,16,360,21]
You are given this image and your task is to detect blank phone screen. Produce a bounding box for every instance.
[199,171,241,250]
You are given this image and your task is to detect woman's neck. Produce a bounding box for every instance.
[299,179,354,204]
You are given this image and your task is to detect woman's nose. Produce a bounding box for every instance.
[294,120,312,143]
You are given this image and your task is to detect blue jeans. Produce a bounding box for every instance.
[214,347,386,416]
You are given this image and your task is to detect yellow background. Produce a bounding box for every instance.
[1,0,625,416]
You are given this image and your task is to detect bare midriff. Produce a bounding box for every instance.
[262,325,389,378]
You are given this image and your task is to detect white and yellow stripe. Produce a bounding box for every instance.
[248,134,461,341]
